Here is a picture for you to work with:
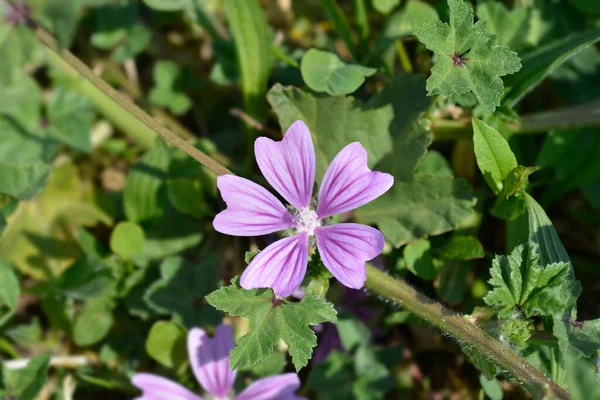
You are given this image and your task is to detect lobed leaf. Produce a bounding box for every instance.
[483,243,572,318]
[206,277,337,371]
[415,0,521,112]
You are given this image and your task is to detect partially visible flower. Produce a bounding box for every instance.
[214,120,393,296]
[132,324,305,400]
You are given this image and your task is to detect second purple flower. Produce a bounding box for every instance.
[213,120,393,296]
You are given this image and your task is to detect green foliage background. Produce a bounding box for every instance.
[1,0,600,399]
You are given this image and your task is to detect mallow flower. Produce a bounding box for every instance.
[132,324,305,400]
[213,120,393,296]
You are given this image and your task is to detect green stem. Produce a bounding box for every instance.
[432,101,600,140]
[395,40,413,73]
[33,25,231,176]
[271,45,299,68]
[365,264,569,400]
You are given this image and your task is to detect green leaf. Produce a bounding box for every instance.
[47,87,95,152]
[57,257,115,300]
[1,355,50,400]
[90,2,138,49]
[167,178,207,218]
[439,235,484,260]
[144,256,221,328]
[565,356,600,400]
[239,351,287,377]
[145,321,188,368]
[42,0,80,49]
[356,175,475,246]
[0,261,20,327]
[112,24,151,63]
[403,239,437,280]
[0,15,44,84]
[437,261,469,304]
[479,374,503,400]
[268,86,391,182]
[268,75,424,182]
[372,0,400,15]
[307,351,354,399]
[206,277,337,371]
[110,221,145,259]
[124,142,170,223]
[490,165,539,221]
[148,61,193,116]
[472,118,517,194]
[476,2,531,52]
[483,243,571,318]
[337,315,372,351]
[503,28,600,107]
[300,49,376,96]
[73,300,114,346]
[136,213,203,261]
[382,0,439,40]
[0,163,50,200]
[415,0,521,112]
[224,0,271,119]
[414,150,452,177]
[500,166,540,200]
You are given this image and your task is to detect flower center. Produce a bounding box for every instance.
[293,207,321,235]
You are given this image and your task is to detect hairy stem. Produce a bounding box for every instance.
[365,264,569,400]
[432,101,600,140]
[32,24,231,176]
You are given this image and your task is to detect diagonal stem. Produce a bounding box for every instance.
[365,264,569,400]
[29,20,231,176]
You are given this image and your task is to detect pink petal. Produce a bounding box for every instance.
[132,373,203,400]
[255,120,316,209]
[236,373,306,400]
[214,175,294,236]
[315,223,385,289]
[188,325,237,397]
[240,233,309,297]
[316,143,393,219]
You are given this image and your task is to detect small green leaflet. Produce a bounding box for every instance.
[145,320,187,369]
[415,0,521,112]
[148,61,194,116]
[483,243,571,318]
[300,49,376,96]
[206,277,337,371]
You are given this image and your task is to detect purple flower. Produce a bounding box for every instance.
[132,324,305,400]
[213,120,393,296]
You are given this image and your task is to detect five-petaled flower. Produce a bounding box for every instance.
[213,120,393,296]
[132,324,305,400]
